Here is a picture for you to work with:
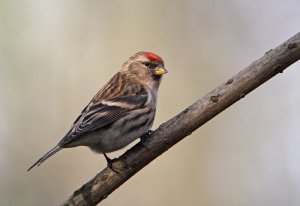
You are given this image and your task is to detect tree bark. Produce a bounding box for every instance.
[61,32,300,206]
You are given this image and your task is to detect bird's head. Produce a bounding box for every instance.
[122,51,167,88]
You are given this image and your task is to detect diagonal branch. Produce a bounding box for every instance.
[61,32,300,206]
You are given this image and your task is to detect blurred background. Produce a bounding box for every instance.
[1,0,300,205]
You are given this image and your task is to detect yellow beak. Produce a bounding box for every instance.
[153,67,168,76]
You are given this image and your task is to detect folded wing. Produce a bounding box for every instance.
[59,84,148,146]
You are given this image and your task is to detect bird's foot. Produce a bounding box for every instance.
[103,153,119,173]
[140,130,153,149]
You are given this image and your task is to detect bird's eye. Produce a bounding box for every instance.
[142,62,150,67]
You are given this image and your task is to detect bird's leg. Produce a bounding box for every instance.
[103,153,118,173]
[140,130,153,149]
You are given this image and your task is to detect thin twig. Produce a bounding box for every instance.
[61,32,300,206]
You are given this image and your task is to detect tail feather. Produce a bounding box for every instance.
[28,145,62,171]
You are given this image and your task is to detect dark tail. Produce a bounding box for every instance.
[28,145,62,171]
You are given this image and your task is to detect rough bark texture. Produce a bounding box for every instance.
[61,33,300,206]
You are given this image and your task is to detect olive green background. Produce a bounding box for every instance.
[1,0,300,205]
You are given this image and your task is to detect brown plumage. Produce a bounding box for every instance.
[28,51,167,171]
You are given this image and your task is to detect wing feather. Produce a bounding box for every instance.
[59,84,148,146]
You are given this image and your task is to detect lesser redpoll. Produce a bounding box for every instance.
[28,51,167,171]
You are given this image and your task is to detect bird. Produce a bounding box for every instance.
[28,51,167,171]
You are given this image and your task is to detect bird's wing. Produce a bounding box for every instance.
[59,84,148,146]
